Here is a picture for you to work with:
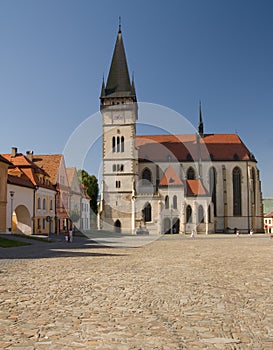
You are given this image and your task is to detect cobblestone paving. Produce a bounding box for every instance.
[1,235,273,349]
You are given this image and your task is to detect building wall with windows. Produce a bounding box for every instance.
[34,188,56,234]
[98,27,263,235]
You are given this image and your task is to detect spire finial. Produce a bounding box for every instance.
[198,100,204,137]
[118,16,121,33]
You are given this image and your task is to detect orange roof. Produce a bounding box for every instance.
[33,154,63,183]
[2,152,55,190]
[186,179,209,196]
[159,165,183,186]
[136,133,254,162]
[8,173,34,189]
[0,155,11,165]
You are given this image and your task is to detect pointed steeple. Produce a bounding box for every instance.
[102,22,136,100]
[198,100,204,137]
[100,76,105,98]
[131,72,136,96]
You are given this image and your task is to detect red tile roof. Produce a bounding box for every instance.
[1,153,55,190]
[136,134,254,162]
[186,179,209,196]
[32,154,63,183]
[8,173,34,189]
[159,165,183,186]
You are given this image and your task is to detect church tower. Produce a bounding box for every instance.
[100,24,138,233]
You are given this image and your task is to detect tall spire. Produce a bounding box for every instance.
[102,22,136,100]
[100,75,105,98]
[198,100,204,137]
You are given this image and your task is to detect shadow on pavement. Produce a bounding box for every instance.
[0,233,127,260]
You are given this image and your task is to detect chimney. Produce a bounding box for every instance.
[26,150,34,161]
[11,147,17,157]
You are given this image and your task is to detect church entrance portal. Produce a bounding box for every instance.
[163,217,179,234]
[114,220,121,233]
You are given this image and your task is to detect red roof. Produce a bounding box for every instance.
[1,153,55,190]
[32,154,63,183]
[186,179,209,196]
[136,133,254,162]
[159,165,183,186]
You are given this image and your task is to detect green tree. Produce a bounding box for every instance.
[77,169,99,215]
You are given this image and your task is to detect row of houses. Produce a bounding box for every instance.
[0,147,90,235]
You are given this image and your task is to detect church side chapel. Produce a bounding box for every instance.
[98,25,263,235]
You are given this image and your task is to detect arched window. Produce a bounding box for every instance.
[43,198,46,210]
[112,137,116,153]
[187,167,195,180]
[208,204,211,223]
[209,167,217,217]
[38,197,41,209]
[173,195,177,209]
[143,203,152,222]
[50,200,53,210]
[198,205,204,223]
[186,205,192,223]
[165,195,169,209]
[142,168,152,183]
[121,136,124,152]
[233,167,242,216]
[117,136,120,152]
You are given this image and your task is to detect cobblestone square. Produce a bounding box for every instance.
[1,234,273,349]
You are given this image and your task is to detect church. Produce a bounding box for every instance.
[98,26,263,235]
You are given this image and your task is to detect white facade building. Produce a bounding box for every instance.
[98,27,263,235]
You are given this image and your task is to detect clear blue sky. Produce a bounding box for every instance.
[0,0,273,196]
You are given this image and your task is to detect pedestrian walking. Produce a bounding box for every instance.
[191,229,195,238]
[250,228,254,236]
[236,229,240,237]
[64,230,69,242]
[69,229,73,243]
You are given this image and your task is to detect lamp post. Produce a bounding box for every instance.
[9,191,15,232]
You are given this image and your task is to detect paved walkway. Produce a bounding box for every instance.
[1,233,273,349]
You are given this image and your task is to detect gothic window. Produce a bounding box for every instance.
[113,164,116,172]
[112,137,116,152]
[208,204,211,223]
[38,198,41,209]
[187,167,195,180]
[186,205,192,223]
[43,198,46,210]
[209,167,217,216]
[233,167,242,216]
[173,195,177,209]
[117,136,120,152]
[115,181,121,188]
[165,195,169,209]
[198,205,204,223]
[121,136,124,152]
[143,202,152,222]
[50,200,53,210]
[142,168,152,183]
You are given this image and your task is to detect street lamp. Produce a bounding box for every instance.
[9,191,15,233]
